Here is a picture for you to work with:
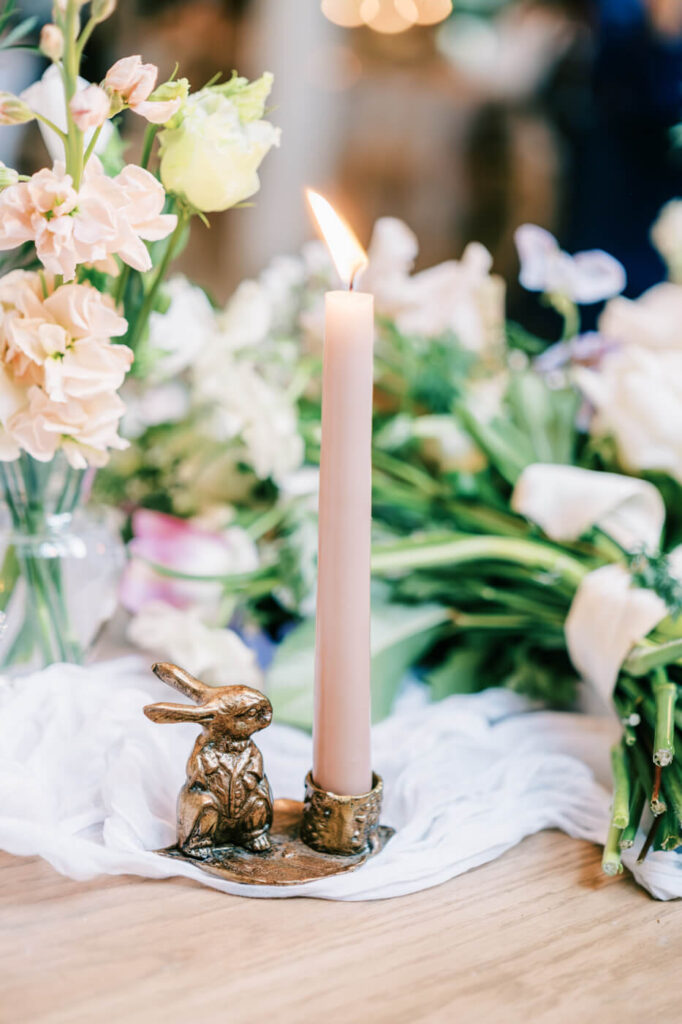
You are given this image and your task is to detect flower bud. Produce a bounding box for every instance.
[149,78,189,104]
[39,23,64,61]
[0,162,19,189]
[0,93,35,126]
[91,0,117,23]
[69,84,111,131]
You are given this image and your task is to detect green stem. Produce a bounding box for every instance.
[34,112,68,143]
[661,763,682,829]
[62,0,84,188]
[370,533,589,589]
[601,824,623,876]
[610,742,630,829]
[113,264,130,307]
[623,637,682,677]
[82,123,103,168]
[75,15,97,61]
[620,782,645,849]
[126,209,187,352]
[140,124,159,170]
[653,670,677,767]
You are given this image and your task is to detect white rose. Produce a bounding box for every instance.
[576,346,682,483]
[127,600,262,688]
[158,74,280,212]
[650,199,682,283]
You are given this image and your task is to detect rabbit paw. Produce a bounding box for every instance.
[246,832,272,852]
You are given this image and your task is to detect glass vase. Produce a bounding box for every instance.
[0,454,125,673]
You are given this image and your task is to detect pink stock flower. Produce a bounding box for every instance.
[8,387,129,467]
[69,84,110,131]
[105,55,157,105]
[119,509,259,617]
[0,271,133,467]
[0,158,176,280]
[104,55,182,125]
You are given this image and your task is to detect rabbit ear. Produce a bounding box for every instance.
[152,663,210,703]
[144,702,213,725]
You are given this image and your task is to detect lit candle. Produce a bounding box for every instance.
[307,190,374,797]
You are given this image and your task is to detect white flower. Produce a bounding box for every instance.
[121,380,189,438]
[21,66,113,163]
[147,276,216,381]
[512,464,665,552]
[197,361,303,482]
[566,564,672,703]
[127,600,262,688]
[576,345,682,483]
[651,199,682,283]
[360,217,506,356]
[599,282,682,351]
[158,74,280,212]
[514,224,626,304]
[215,279,272,352]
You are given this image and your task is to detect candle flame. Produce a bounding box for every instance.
[306,189,368,288]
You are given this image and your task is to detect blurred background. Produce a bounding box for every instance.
[2,0,681,333]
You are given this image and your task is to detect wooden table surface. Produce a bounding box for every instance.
[1,831,679,1024]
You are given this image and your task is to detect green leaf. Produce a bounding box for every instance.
[425,644,488,700]
[266,597,451,729]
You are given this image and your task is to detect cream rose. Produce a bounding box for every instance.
[158,74,280,213]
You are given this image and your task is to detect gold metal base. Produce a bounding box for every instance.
[158,797,394,886]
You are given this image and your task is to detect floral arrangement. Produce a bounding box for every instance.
[102,192,682,883]
[0,0,279,667]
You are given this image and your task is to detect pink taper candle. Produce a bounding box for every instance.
[307,191,374,797]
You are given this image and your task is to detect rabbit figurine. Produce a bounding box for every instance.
[144,662,274,856]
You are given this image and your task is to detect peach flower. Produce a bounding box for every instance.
[69,84,110,131]
[0,159,176,280]
[0,272,133,466]
[104,55,182,124]
[8,387,129,468]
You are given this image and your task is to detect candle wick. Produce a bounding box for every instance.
[349,267,358,291]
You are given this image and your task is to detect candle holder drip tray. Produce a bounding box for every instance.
[144,662,393,887]
[159,797,394,886]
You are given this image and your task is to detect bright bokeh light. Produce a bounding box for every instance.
[410,0,453,25]
[306,190,368,287]
[321,0,452,32]
[361,0,417,33]
[321,0,365,28]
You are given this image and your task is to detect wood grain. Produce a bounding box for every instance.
[0,832,679,1024]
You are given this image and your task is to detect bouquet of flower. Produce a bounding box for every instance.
[106,192,682,884]
[0,0,279,669]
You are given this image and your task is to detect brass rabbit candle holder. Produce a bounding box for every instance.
[144,663,393,886]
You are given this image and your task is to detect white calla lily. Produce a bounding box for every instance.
[511,464,665,552]
[565,564,669,703]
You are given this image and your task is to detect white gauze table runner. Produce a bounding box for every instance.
[0,656,679,900]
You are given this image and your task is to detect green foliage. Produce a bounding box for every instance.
[266,592,451,729]
[630,549,682,619]
[0,0,37,50]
